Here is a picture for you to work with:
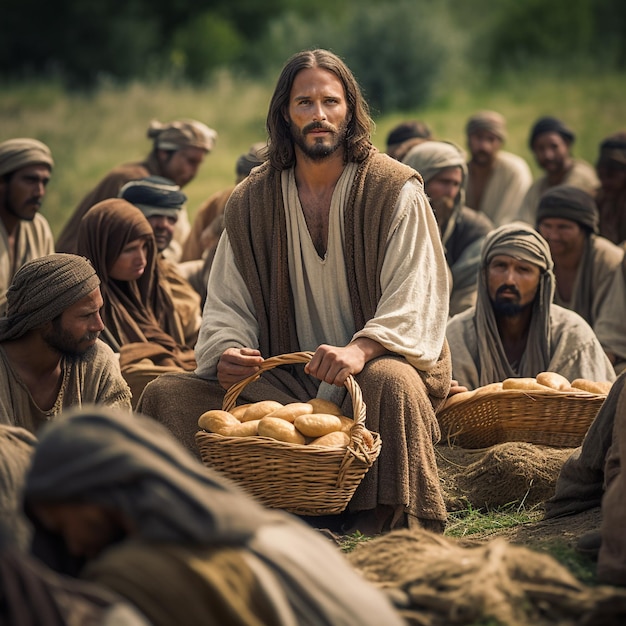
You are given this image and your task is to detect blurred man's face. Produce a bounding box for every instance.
[532,132,571,175]
[159,146,207,187]
[425,166,462,233]
[147,214,178,252]
[537,217,586,258]
[467,130,502,167]
[597,164,626,196]
[487,254,541,316]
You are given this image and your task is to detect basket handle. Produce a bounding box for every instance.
[222,350,366,427]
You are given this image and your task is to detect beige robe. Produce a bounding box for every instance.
[446,304,616,390]
[466,150,533,226]
[0,214,54,315]
[595,261,626,371]
[0,340,132,433]
[517,159,600,225]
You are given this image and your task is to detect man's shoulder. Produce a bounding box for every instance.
[549,304,596,339]
[567,159,600,189]
[75,340,120,372]
[495,150,532,173]
[590,234,624,262]
[457,206,494,234]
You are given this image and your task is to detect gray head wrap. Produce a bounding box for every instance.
[0,254,100,341]
[403,140,467,245]
[536,184,599,234]
[147,119,217,152]
[465,110,507,142]
[118,176,187,219]
[475,223,555,385]
[0,138,54,177]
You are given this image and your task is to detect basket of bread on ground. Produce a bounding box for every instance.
[437,372,612,449]
[195,351,381,515]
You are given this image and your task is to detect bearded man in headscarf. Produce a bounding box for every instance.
[0,138,55,315]
[0,254,131,433]
[55,119,217,260]
[23,407,405,626]
[403,140,493,316]
[446,222,615,391]
[464,110,533,227]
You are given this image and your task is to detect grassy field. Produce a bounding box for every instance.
[2,68,624,238]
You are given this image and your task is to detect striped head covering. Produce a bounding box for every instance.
[475,223,555,385]
[0,139,54,177]
[0,254,100,341]
[118,176,186,219]
[147,119,217,152]
[466,111,507,142]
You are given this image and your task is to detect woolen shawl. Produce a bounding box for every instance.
[76,199,189,356]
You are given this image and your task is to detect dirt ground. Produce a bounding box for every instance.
[434,443,602,549]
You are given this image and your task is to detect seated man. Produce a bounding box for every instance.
[119,175,202,347]
[403,140,493,316]
[518,116,599,224]
[596,131,626,245]
[55,118,217,259]
[0,138,55,315]
[464,110,532,227]
[446,222,615,390]
[24,407,404,625]
[0,254,132,432]
[138,48,452,536]
[536,185,623,332]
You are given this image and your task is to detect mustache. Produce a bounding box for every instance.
[303,121,336,134]
[495,285,521,298]
[82,331,101,342]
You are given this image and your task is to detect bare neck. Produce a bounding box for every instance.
[495,308,534,365]
[3,334,63,376]
[293,148,346,194]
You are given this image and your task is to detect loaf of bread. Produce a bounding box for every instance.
[502,378,553,391]
[293,413,342,437]
[309,431,350,448]
[258,416,306,444]
[571,379,613,394]
[198,410,240,435]
[306,398,342,416]
[264,402,313,423]
[536,371,571,391]
[241,400,284,422]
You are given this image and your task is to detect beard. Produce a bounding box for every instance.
[43,319,100,360]
[491,285,533,317]
[429,195,455,233]
[289,119,348,161]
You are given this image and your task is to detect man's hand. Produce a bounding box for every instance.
[305,338,388,387]
[448,379,469,396]
[217,347,263,390]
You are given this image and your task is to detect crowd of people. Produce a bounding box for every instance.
[1,47,626,622]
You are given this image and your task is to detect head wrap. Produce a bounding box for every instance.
[536,184,599,234]
[386,120,432,148]
[147,119,217,153]
[465,111,507,142]
[118,176,187,219]
[403,141,467,246]
[0,254,100,342]
[235,142,268,179]
[597,131,626,169]
[529,116,575,149]
[474,223,555,386]
[0,138,54,177]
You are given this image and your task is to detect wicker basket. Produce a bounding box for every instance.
[195,351,381,515]
[437,388,607,449]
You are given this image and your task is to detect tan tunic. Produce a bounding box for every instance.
[446,304,616,390]
[0,340,132,433]
[466,150,533,226]
[517,159,600,225]
[0,214,54,315]
[595,264,626,369]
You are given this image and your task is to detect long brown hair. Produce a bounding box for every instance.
[266,49,373,170]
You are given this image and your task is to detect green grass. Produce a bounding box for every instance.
[2,68,624,238]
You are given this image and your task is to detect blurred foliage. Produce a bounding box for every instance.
[1,0,625,112]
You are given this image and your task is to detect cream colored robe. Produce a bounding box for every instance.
[0,214,54,315]
[466,150,533,227]
[195,167,449,382]
[0,340,132,433]
[446,304,616,390]
[517,159,600,225]
[596,266,626,370]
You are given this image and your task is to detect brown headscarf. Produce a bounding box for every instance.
[0,138,54,176]
[466,111,507,142]
[474,223,555,385]
[76,199,193,367]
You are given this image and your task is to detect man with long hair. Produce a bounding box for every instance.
[139,49,452,535]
